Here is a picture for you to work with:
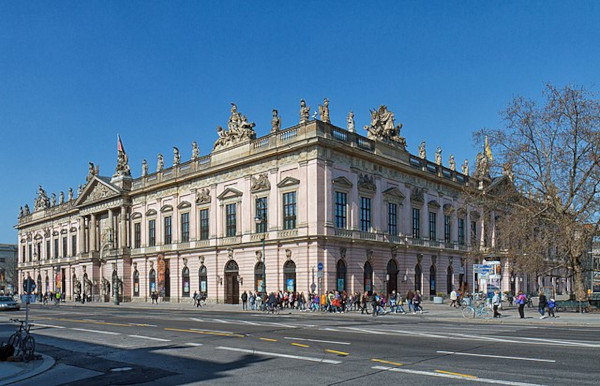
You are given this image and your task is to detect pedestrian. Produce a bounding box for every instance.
[450,289,458,308]
[371,292,380,317]
[547,298,557,318]
[406,289,415,313]
[360,292,368,314]
[193,291,198,306]
[516,291,526,318]
[241,291,248,311]
[492,290,502,318]
[413,290,423,314]
[538,291,548,319]
[249,292,256,310]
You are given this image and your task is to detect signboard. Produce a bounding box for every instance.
[157,254,166,297]
[337,278,344,291]
[317,271,324,278]
[473,264,492,276]
[286,279,295,292]
[56,271,62,291]
[256,279,264,293]
[200,280,207,292]
[317,262,324,271]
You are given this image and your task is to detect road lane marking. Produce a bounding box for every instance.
[325,349,349,356]
[191,328,234,334]
[128,323,158,327]
[262,322,297,328]
[517,336,600,347]
[371,358,403,367]
[284,337,351,345]
[341,327,388,335]
[320,328,342,332]
[185,343,203,347]
[212,319,234,324]
[291,342,309,348]
[190,318,204,322]
[436,351,556,363]
[165,327,244,338]
[240,321,261,326]
[72,328,120,335]
[435,370,477,378]
[260,338,278,342]
[33,323,66,329]
[216,346,341,364]
[40,317,130,327]
[372,366,543,385]
[128,335,171,342]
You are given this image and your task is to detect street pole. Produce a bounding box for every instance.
[262,235,266,297]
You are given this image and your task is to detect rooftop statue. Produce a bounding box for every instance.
[157,154,164,172]
[418,141,426,159]
[173,146,180,166]
[24,204,30,215]
[141,159,148,176]
[347,111,355,132]
[435,147,442,165]
[213,104,256,150]
[59,191,65,205]
[78,185,83,197]
[461,159,469,175]
[86,162,97,182]
[191,141,199,161]
[474,152,490,179]
[19,206,23,218]
[34,185,50,211]
[51,193,57,207]
[318,98,330,123]
[114,136,131,177]
[449,154,456,171]
[68,188,74,201]
[364,105,406,147]
[299,99,310,124]
[271,109,281,133]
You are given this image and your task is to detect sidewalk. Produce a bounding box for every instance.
[0,354,54,386]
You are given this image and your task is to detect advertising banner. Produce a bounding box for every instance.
[157,254,166,297]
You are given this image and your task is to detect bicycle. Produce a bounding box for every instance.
[461,303,492,320]
[7,319,36,361]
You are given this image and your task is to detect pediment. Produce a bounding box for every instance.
[146,209,157,217]
[160,204,173,213]
[217,187,243,201]
[75,176,121,206]
[177,201,191,209]
[443,203,455,216]
[383,187,405,202]
[277,177,300,188]
[428,200,441,209]
[131,212,142,220]
[332,176,353,189]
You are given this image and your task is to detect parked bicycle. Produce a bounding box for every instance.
[7,318,35,361]
[461,302,492,320]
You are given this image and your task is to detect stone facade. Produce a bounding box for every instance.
[16,109,527,303]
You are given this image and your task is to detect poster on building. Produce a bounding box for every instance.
[55,271,62,291]
[286,279,294,292]
[201,280,207,292]
[337,278,344,292]
[256,279,264,293]
[157,254,166,297]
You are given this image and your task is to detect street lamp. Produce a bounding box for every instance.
[254,198,267,297]
[98,230,119,305]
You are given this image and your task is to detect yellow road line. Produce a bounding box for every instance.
[164,327,244,338]
[434,370,477,379]
[260,338,277,342]
[325,349,349,356]
[291,342,310,348]
[371,358,403,367]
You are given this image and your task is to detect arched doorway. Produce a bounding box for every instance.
[224,260,239,304]
[164,268,171,299]
[199,266,207,294]
[182,267,190,297]
[336,260,347,292]
[149,269,156,294]
[414,264,422,292]
[254,262,265,293]
[283,260,296,292]
[45,275,49,293]
[133,270,140,297]
[429,265,437,297]
[364,261,373,294]
[446,265,454,294]
[386,259,398,295]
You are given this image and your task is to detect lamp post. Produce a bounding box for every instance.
[254,199,267,297]
[98,230,119,305]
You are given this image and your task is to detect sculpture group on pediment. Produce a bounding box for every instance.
[34,185,50,211]
[358,173,376,192]
[271,109,281,133]
[347,111,355,132]
[251,173,271,192]
[213,103,257,150]
[173,147,180,166]
[86,183,114,203]
[364,105,406,147]
[318,98,330,123]
[191,141,199,161]
[196,188,211,204]
[115,147,131,178]
[299,99,310,124]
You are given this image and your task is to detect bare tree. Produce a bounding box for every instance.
[474,84,600,300]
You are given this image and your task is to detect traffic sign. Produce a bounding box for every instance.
[317,262,323,271]
[23,278,36,294]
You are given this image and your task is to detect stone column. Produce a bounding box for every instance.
[78,217,85,256]
[120,206,127,248]
[90,214,97,252]
[108,209,114,247]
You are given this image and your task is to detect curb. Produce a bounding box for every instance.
[0,354,55,386]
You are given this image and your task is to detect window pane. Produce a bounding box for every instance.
[134,223,141,248]
[412,208,420,239]
[181,213,189,242]
[360,197,371,232]
[429,212,437,240]
[335,192,347,229]
[199,209,209,240]
[226,204,237,237]
[388,203,398,235]
[149,220,156,247]
[283,192,296,230]
[164,216,172,244]
[255,197,268,233]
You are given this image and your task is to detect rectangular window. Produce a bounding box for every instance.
[429,212,437,240]
[226,204,237,237]
[62,237,67,257]
[412,208,421,239]
[471,220,477,245]
[458,218,465,245]
[181,213,190,242]
[164,216,172,244]
[388,203,398,235]
[46,240,50,260]
[283,192,297,230]
[37,243,41,260]
[444,215,451,243]
[72,235,77,256]
[134,223,141,248]
[148,219,156,247]
[28,244,32,262]
[334,192,347,229]
[199,209,209,240]
[22,245,26,263]
[360,197,372,232]
[54,239,58,258]
[255,197,268,233]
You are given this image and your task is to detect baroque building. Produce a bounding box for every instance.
[16,102,512,303]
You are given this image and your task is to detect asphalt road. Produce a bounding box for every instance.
[1,304,599,385]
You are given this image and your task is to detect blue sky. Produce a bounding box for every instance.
[1,1,599,243]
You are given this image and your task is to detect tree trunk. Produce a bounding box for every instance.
[572,262,587,301]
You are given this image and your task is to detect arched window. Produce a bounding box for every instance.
[336,260,347,292]
[199,266,207,294]
[429,265,437,297]
[364,261,373,294]
[182,267,190,297]
[283,260,296,292]
[446,265,453,294]
[414,264,422,292]
[133,270,140,297]
[254,262,265,293]
[149,269,156,294]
